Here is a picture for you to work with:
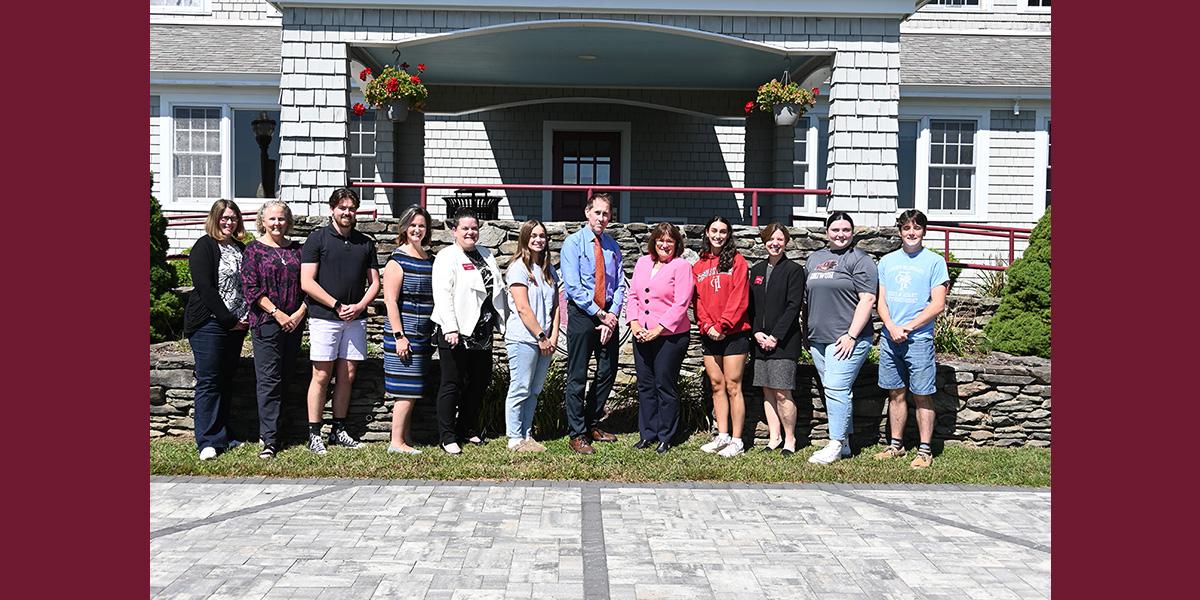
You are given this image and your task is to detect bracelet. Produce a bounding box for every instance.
[268,306,278,316]
[393,331,406,339]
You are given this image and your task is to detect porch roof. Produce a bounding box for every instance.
[150,25,281,73]
[353,22,824,89]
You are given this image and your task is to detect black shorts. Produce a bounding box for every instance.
[700,331,751,356]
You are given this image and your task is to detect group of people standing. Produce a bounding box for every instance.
[184,189,948,469]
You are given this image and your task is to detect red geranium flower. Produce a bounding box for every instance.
[417,63,426,72]
[352,103,366,117]
[410,75,421,85]
[386,77,400,92]
[359,68,372,81]
[400,62,410,69]
[812,87,819,95]
[744,101,755,114]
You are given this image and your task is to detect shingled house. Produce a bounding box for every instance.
[151,0,1050,272]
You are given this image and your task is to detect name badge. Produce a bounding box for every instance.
[754,276,764,285]
[462,263,476,271]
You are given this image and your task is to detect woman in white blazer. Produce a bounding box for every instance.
[430,209,508,454]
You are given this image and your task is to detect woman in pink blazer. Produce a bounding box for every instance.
[627,223,696,453]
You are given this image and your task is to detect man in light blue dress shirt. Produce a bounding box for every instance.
[559,193,627,454]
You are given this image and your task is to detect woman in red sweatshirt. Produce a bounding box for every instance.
[692,216,752,457]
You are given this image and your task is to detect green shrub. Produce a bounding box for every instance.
[150,173,184,342]
[929,248,962,289]
[934,311,981,356]
[985,209,1051,357]
[969,255,1008,298]
[172,250,192,287]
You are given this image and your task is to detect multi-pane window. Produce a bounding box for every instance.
[930,0,979,5]
[791,117,810,209]
[897,121,919,210]
[1028,0,1051,7]
[815,117,830,208]
[348,111,378,198]
[150,0,207,12]
[173,107,222,200]
[927,120,976,212]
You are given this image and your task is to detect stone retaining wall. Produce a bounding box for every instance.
[151,347,1049,449]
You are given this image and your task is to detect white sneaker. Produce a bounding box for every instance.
[387,445,422,455]
[717,439,745,457]
[442,442,462,455]
[808,440,844,465]
[198,447,217,461]
[700,435,731,454]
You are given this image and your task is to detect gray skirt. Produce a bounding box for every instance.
[753,358,797,390]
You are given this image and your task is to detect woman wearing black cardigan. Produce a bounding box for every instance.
[748,223,806,455]
[184,199,250,461]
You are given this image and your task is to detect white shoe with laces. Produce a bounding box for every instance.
[700,435,731,454]
[199,447,217,461]
[717,438,745,457]
[808,440,844,465]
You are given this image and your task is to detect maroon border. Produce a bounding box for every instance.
[14,2,149,597]
[1056,1,1192,595]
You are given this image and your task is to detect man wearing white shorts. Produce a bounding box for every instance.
[300,188,381,454]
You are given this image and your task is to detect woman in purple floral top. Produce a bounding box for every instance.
[240,200,307,459]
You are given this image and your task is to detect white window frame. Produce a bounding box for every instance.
[1032,114,1051,220]
[908,105,991,220]
[156,89,282,212]
[925,118,980,216]
[790,107,828,218]
[1024,0,1052,13]
[171,105,224,204]
[149,0,210,16]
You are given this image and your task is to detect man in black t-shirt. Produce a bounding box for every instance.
[299,188,381,454]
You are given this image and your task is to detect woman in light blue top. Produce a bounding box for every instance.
[503,220,561,452]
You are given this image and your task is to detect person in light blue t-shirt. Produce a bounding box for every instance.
[875,209,950,469]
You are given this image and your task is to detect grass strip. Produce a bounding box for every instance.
[152,434,1049,487]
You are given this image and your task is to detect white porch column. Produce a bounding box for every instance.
[278,30,349,216]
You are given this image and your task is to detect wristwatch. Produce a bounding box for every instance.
[537,332,548,341]
[333,301,342,311]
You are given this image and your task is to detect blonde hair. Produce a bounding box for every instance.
[255,200,294,236]
[204,199,245,242]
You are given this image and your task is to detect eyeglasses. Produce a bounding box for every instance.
[219,216,239,222]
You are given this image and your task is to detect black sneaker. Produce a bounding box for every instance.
[328,429,362,449]
[258,445,276,460]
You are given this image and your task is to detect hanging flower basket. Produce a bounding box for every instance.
[351,62,428,122]
[746,79,818,127]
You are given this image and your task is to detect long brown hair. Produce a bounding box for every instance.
[204,199,245,242]
[395,205,432,246]
[511,220,555,286]
[700,215,738,273]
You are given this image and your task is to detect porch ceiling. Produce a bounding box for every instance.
[356,25,821,89]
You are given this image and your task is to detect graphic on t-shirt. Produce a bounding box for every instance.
[813,259,838,272]
[810,258,838,280]
[895,270,912,291]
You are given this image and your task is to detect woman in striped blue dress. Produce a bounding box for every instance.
[382,206,435,455]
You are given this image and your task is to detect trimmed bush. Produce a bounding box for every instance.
[985,208,1051,357]
[150,174,183,342]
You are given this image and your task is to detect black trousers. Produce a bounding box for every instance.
[251,320,303,448]
[436,345,492,445]
[634,332,689,444]
[564,303,619,439]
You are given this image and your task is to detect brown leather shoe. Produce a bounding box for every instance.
[590,428,617,443]
[569,437,595,455]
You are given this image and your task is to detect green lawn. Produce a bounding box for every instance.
[151,434,1050,487]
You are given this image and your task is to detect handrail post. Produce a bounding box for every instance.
[751,191,759,227]
[1009,230,1015,265]
[944,230,950,257]
[419,185,427,210]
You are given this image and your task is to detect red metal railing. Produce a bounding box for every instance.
[163,209,378,227]
[352,181,831,227]
[926,222,1031,271]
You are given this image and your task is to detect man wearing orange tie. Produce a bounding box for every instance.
[560,193,627,455]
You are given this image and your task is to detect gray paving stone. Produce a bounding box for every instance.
[151,480,1048,600]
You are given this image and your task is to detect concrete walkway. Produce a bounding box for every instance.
[151,477,1050,600]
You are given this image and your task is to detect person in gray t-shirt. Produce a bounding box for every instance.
[803,212,878,465]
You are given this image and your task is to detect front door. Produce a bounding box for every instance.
[552,131,621,220]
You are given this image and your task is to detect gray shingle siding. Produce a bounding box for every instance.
[900,34,1049,86]
[150,25,281,73]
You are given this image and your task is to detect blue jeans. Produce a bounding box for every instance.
[810,337,873,443]
[189,318,246,451]
[504,340,553,440]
